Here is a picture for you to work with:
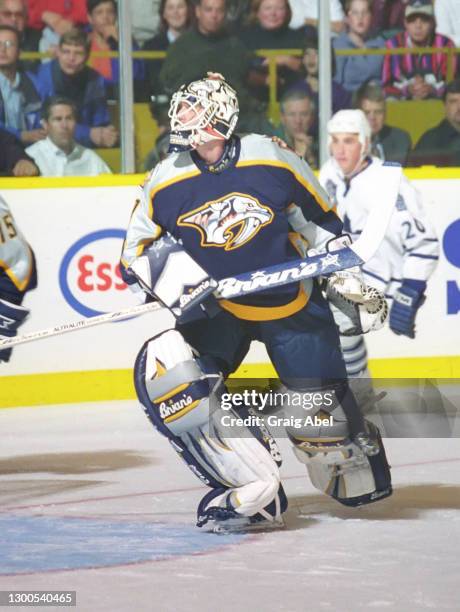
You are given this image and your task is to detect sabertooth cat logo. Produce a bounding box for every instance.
[178,193,274,251]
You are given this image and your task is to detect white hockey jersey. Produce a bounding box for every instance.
[319,157,439,297]
[0,195,35,293]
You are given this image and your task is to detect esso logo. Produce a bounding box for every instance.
[443,219,460,315]
[59,229,129,317]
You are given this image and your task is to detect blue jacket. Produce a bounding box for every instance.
[31,60,111,147]
[0,71,42,139]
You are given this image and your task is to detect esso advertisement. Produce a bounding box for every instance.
[60,229,133,317]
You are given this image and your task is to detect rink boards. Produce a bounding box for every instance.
[0,168,459,407]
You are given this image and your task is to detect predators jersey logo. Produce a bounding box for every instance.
[178,192,274,251]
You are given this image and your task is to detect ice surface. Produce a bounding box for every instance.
[0,401,459,612]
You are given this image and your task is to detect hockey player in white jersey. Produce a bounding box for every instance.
[0,194,37,362]
[320,109,439,390]
[121,75,392,532]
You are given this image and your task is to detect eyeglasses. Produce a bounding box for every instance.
[0,10,25,19]
[0,40,17,49]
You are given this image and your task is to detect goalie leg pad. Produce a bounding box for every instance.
[134,330,286,525]
[0,298,29,362]
[292,421,392,506]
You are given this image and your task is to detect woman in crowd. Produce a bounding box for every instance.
[143,0,192,96]
[239,0,307,101]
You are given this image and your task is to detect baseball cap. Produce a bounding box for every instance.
[405,0,434,19]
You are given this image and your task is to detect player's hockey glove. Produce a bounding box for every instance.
[0,298,29,363]
[128,234,219,323]
[389,279,426,339]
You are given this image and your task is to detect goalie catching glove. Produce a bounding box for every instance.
[322,236,388,336]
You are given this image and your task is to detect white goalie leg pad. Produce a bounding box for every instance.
[136,329,282,519]
[140,329,219,437]
[279,385,391,505]
[293,441,376,499]
[184,429,282,518]
[292,423,391,506]
[217,436,281,517]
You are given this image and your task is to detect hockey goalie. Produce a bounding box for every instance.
[120,73,393,533]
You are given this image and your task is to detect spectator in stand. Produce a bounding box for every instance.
[26,96,111,175]
[26,0,88,30]
[238,0,306,102]
[355,80,411,164]
[32,28,118,148]
[0,25,44,145]
[370,0,410,37]
[434,0,460,48]
[86,0,146,102]
[160,0,256,117]
[143,0,192,97]
[130,0,161,48]
[0,126,38,174]
[276,89,318,167]
[287,33,352,114]
[334,0,385,93]
[26,0,88,61]
[0,0,40,71]
[289,0,345,35]
[382,0,457,100]
[410,78,460,166]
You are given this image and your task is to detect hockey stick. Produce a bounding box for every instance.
[0,165,402,349]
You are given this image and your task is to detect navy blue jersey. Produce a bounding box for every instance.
[122,134,342,321]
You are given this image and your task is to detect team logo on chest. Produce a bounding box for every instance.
[177,192,274,251]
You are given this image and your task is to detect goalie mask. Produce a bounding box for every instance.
[168,73,239,152]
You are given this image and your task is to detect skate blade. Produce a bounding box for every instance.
[212,518,285,535]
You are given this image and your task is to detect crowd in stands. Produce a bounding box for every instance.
[0,0,459,176]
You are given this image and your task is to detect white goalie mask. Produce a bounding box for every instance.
[168,73,239,152]
[327,110,372,176]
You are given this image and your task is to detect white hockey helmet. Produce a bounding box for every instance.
[327,109,371,156]
[168,72,239,152]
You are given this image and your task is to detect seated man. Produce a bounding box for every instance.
[355,80,411,165]
[276,89,318,168]
[27,0,88,59]
[160,0,256,119]
[26,96,112,175]
[382,0,457,100]
[0,25,44,145]
[0,0,41,72]
[410,78,460,166]
[31,28,118,148]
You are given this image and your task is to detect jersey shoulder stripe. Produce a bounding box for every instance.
[238,134,332,213]
[143,152,201,219]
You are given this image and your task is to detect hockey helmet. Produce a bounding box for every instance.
[168,72,239,152]
[327,109,371,156]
